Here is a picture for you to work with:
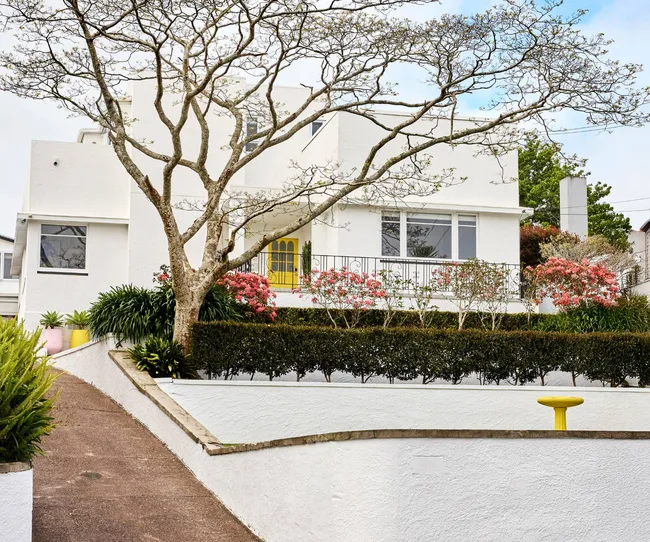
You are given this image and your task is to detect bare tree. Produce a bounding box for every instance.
[1,0,648,350]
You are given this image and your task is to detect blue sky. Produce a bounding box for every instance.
[1,0,650,236]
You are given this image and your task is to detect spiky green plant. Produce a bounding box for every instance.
[65,310,90,329]
[0,319,58,463]
[39,311,64,329]
[88,283,241,345]
[128,337,193,379]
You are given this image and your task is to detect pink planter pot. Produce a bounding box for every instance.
[43,328,63,355]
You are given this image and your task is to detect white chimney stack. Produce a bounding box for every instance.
[560,176,588,237]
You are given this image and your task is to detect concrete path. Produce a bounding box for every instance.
[33,372,258,542]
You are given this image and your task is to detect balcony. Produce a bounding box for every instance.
[237,253,522,298]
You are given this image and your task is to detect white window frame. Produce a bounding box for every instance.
[0,252,17,281]
[381,211,478,261]
[38,223,88,273]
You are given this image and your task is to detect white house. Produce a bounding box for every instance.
[12,80,530,329]
[0,235,19,318]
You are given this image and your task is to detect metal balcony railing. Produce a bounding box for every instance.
[237,253,523,298]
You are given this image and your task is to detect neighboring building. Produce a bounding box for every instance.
[0,235,19,318]
[12,79,530,329]
[628,221,650,296]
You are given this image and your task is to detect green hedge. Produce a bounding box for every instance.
[191,321,650,386]
[267,307,550,330]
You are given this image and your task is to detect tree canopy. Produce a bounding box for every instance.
[519,134,632,248]
[1,0,648,348]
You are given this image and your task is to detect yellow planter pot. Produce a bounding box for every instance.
[70,329,89,349]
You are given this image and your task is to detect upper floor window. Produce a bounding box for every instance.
[381,211,476,260]
[0,253,17,280]
[245,118,259,152]
[458,215,477,260]
[40,225,87,270]
[311,119,324,136]
[381,213,401,257]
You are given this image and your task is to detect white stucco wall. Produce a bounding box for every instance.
[20,221,129,329]
[336,113,519,208]
[0,467,32,542]
[27,141,130,219]
[54,342,650,542]
[158,380,650,444]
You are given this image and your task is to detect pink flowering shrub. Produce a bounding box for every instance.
[218,271,277,321]
[297,267,386,327]
[153,264,172,285]
[525,257,620,309]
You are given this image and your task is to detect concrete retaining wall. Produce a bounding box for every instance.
[52,342,650,542]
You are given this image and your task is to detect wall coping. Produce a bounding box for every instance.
[108,350,650,457]
[207,428,650,455]
[108,351,222,452]
[158,378,650,394]
[0,462,32,474]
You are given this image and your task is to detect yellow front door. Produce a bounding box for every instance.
[268,238,299,288]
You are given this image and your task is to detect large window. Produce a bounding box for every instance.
[1,253,17,280]
[407,214,452,259]
[40,225,87,270]
[381,212,477,260]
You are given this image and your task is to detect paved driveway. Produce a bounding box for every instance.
[33,372,258,542]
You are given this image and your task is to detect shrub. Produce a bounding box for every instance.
[536,296,650,333]
[191,321,650,387]
[40,311,64,329]
[89,283,241,344]
[520,225,577,268]
[127,337,195,379]
[217,271,277,321]
[267,306,549,330]
[0,319,57,463]
[525,257,620,309]
[297,267,385,328]
[65,310,89,329]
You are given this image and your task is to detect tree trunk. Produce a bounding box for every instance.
[173,295,202,354]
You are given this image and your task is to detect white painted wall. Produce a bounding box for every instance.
[0,467,32,542]
[158,380,650,444]
[54,342,650,542]
[28,141,130,219]
[336,113,519,208]
[20,221,128,329]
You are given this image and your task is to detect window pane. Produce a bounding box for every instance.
[382,216,401,257]
[40,235,86,269]
[41,224,87,236]
[459,215,476,226]
[2,253,12,279]
[459,226,477,259]
[311,121,324,136]
[407,213,451,225]
[407,223,451,259]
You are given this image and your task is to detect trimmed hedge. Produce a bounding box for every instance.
[267,307,550,330]
[191,321,650,387]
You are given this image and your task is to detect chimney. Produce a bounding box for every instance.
[560,176,588,237]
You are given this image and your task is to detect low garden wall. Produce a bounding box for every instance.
[52,342,650,542]
[158,379,650,443]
